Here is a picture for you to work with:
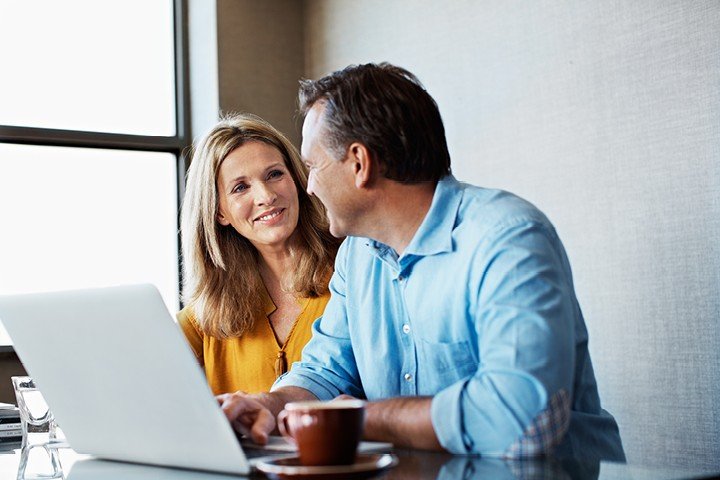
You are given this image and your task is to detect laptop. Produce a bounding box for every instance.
[0,284,259,475]
[66,457,238,480]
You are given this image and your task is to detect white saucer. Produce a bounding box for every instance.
[255,453,398,479]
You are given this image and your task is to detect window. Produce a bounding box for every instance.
[0,0,188,345]
[0,1,176,135]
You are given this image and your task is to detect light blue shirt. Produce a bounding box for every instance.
[274,175,624,461]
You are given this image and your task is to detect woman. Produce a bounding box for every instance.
[178,113,340,395]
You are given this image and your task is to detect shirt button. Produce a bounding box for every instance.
[402,324,411,334]
[404,373,413,382]
[398,275,404,282]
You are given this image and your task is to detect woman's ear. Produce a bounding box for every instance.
[216,209,230,226]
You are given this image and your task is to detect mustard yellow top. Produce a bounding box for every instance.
[177,290,330,395]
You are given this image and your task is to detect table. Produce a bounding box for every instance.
[1,442,719,479]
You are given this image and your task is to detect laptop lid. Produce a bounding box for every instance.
[0,284,250,475]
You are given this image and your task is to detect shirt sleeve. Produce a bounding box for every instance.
[176,306,205,366]
[272,240,364,399]
[431,221,575,456]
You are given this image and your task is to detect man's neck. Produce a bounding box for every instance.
[362,180,437,256]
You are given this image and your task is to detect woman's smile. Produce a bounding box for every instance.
[254,207,286,224]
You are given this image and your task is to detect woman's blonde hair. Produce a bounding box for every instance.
[181,113,339,338]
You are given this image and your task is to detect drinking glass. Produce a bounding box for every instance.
[11,377,57,448]
[16,443,64,480]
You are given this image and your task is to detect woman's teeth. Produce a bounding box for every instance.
[258,210,281,221]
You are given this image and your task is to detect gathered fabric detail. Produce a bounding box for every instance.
[504,389,571,458]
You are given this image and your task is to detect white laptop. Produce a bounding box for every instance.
[0,284,255,475]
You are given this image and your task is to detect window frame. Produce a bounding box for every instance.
[0,0,190,351]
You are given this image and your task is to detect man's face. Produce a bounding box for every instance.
[301,103,357,238]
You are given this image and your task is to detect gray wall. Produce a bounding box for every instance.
[303,0,720,469]
[189,0,305,145]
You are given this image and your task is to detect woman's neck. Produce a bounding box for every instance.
[255,231,301,289]
[258,249,295,290]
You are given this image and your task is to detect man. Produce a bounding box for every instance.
[219,63,625,460]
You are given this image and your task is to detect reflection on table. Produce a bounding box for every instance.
[1,443,719,480]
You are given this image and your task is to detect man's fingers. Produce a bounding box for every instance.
[219,393,254,422]
[250,407,276,445]
[232,419,252,438]
[333,394,356,401]
[216,391,275,445]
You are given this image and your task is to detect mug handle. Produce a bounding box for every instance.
[276,410,297,448]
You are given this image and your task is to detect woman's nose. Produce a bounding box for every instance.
[255,182,277,205]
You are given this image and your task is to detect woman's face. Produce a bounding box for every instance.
[216,141,300,255]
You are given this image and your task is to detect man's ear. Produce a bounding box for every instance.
[348,142,373,189]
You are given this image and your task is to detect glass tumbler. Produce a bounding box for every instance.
[11,376,57,448]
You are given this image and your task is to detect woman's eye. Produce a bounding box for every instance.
[232,183,248,193]
[268,170,284,179]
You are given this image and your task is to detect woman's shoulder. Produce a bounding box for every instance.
[301,290,331,318]
[176,304,202,334]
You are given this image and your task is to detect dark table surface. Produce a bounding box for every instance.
[380,450,720,480]
[2,443,719,480]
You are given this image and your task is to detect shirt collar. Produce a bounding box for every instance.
[365,174,462,260]
[403,174,461,257]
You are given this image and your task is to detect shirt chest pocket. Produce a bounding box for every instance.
[418,337,478,384]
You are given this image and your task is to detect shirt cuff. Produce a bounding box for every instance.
[271,371,340,401]
[431,379,473,454]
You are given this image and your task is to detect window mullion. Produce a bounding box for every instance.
[0,126,182,153]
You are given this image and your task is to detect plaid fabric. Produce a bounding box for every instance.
[504,389,571,458]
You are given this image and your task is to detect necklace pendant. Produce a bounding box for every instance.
[275,350,287,377]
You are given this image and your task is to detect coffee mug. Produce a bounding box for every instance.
[277,399,365,466]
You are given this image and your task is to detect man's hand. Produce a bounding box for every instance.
[217,392,275,445]
[332,394,358,401]
[216,387,318,445]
